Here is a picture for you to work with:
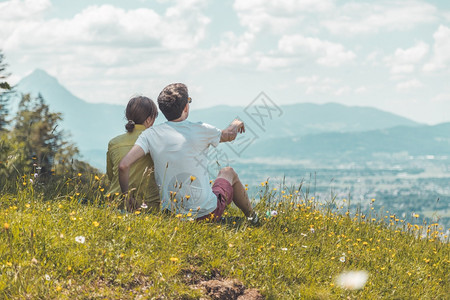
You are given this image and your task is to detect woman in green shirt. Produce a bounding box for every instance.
[106,96,160,211]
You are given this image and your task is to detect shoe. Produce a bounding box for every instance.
[247,212,260,226]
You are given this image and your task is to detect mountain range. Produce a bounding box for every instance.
[244,122,450,162]
[12,69,445,171]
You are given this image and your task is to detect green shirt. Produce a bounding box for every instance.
[106,125,160,210]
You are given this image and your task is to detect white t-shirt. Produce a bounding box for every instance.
[135,120,222,218]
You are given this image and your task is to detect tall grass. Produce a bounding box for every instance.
[1,176,449,299]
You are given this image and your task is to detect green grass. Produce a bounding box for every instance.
[1,179,449,299]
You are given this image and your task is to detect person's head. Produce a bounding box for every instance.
[125,96,158,132]
[157,83,190,121]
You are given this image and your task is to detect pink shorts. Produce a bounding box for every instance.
[197,178,233,221]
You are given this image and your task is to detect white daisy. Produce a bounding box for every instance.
[75,236,85,244]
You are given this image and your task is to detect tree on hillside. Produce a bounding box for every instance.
[12,93,62,177]
[0,50,13,131]
[10,93,98,179]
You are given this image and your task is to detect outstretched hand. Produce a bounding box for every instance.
[231,119,245,134]
[221,119,245,142]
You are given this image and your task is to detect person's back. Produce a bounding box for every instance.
[107,125,159,210]
[137,120,221,217]
[106,96,160,211]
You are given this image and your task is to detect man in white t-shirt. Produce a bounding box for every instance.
[118,83,258,223]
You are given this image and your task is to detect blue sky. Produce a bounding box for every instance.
[1,0,449,124]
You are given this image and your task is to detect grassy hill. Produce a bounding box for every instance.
[1,176,448,299]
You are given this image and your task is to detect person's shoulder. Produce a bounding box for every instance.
[189,121,217,130]
[146,122,169,133]
[138,122,170,138]
[108,132,127,148]
[153,121,169,128]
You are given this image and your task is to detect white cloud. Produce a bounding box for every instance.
[58,50,200,104]
[396,79,424,91]
[0,0,50,40]
[355,86,367,94]
[432,93,450,103]
[366,51,382,66]
[233,0,334,34]
[394,42,429,63]
[296,75,320,85]
[296,75,342,95]
[322,1,438,35]
[444,12,450,21]
[306,85,332,95]
[335,86,351,96]
[257,56,293,71]
[296,75,339,85]
[0,0,50,21]
[278,35,355,67]
[385,41,429,74]
[0,0,212,104]
[423,25,450,72]
[297,75,365,96]
[2,3,210,52]
[234,0,333,13]
[204,32,255,69]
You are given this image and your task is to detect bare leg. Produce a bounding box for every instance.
[217,167,253,217]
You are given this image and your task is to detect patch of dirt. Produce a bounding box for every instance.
[181,267,264,299]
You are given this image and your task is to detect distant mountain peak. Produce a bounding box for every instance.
[15,68,88,112]
[23,68,60,86]
[30,68,50,76]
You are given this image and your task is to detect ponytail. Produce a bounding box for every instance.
[125,119,135,132]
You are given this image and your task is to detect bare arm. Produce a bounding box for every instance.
[118,144,145,194]
[220,119,245,143]
[106,150,113,182]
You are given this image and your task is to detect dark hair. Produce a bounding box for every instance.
[125,96,158,132]
[157,83,189,121]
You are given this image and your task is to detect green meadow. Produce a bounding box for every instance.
[1,175,449,299]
